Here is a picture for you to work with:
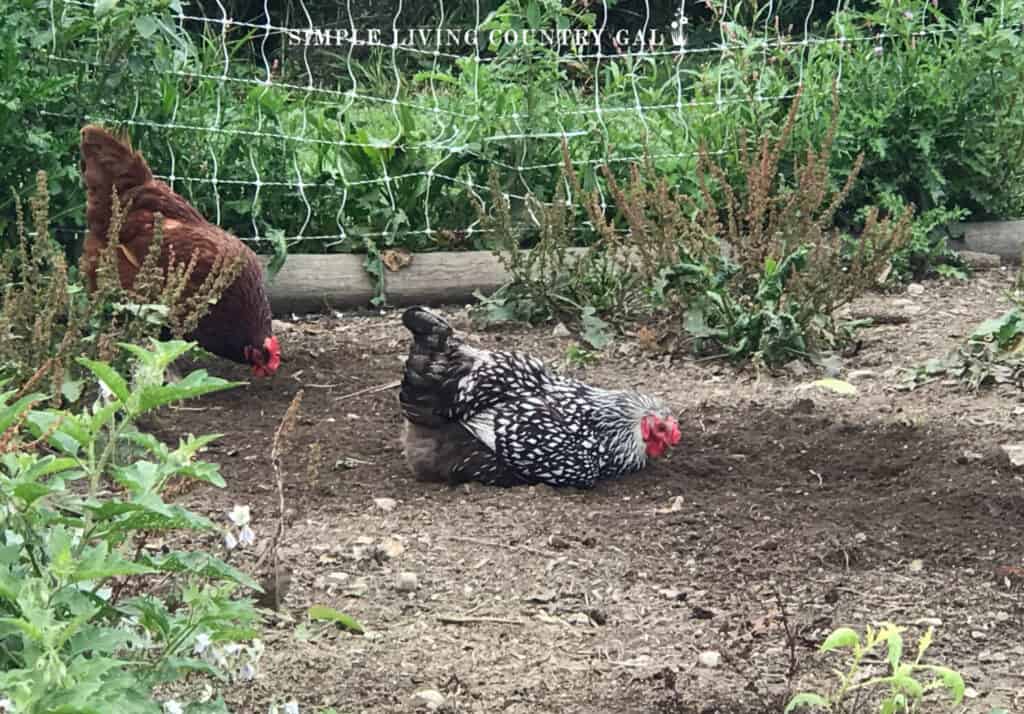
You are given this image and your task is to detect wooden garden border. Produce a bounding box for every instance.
[261,249,580,314]
[949,220,1024,264]
[262,221,1024,314]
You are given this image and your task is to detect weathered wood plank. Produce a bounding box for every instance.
[261,251,588,314]
[950,220,1024,263]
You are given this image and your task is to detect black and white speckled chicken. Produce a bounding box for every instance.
[399,307,681,489]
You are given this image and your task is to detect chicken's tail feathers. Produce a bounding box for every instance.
[80,124,153,215]
[401,306,452,349]
[399,307,462,427]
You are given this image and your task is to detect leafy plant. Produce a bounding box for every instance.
[906,300,1024,390]
[786,623,965,713]
[0,339,262,713]
[0,173,243,405]
[477,86,911,366]
[884,204,969,282]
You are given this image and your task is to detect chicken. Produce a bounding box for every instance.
[79,125,280,377]
[399,307,681,488]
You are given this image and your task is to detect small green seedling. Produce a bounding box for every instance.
[786,623,965,713]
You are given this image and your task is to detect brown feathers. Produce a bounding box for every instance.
[79,125,278,373]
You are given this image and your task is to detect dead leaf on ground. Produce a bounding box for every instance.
[382,248,413,272]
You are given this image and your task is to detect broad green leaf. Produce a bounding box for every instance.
[53,605,101,650]
[156,656,228,683]
[807,378,858,396]
[90,401,123,433]
[94,0,119,16]
[112,460,166,494]
[13,481,58,506]
[886,630,903,670]
[71,541,155,582]
[76,358,130,403]
[526,0,541,28]
[134,14,159,38]
[140,551,261,590]
[580,308,612,350]
[0,616,44,643]
[133,372,241,415]
[784,692,830,712]
[926,666,965,704]
[26,410,88,456]
[25,455,79,480]
[890,673,924,699]
[265,227,289,280]
[118,340,193,368]
[61,379,84,404]
[308,605,365,634]
[0,393,46,435]
[820,627,860,652]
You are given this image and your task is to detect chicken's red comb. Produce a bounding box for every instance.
[264,336,281,372]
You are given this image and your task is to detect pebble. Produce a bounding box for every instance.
[956,450,985,464]
[1000,443,1024,467]
[552,323,571,338]
[412,689,446,710]
[373,497,398,512]
[698,651,721,668]
[376,537,405,561]
[783,359,810,377]
[907,282,925,296]
[396,571,419,592]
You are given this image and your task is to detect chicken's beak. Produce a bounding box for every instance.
[667,419,681,446]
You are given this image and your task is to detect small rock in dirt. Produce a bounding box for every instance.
[914,617,943,627]
[526,589,558,604]
[653,496,685,514]
[350,543,373,560]
[848,369,877,380]
[548,534,572,550]
[964,686,980,699]
[908,559,924,573]
[691,605,716,620]
[906,282,925,296]
[1000,443,1024,468]
[376,537,405,561]
[659,588,686,601]
[373,497,398,512]
[325,572,349,585]
[412,689,446,710]
[565,612,592,626]
[396,571,419,592]
[346,578,369,597]
[970,630,987,640]
[783,360,810,378]
[588,608,608,626]
[697,651,721,668]
[979,650,1008,663]
[790,398,815,414]
[956,449,985,465]
[552,323,571,338]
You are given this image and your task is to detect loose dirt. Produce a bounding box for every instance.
[159,269,1024,714]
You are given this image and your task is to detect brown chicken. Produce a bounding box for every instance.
[80,125,280,377]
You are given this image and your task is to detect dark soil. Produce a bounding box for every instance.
[159,271,1024,714]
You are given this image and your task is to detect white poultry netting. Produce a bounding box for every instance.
[44,0,983,250]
